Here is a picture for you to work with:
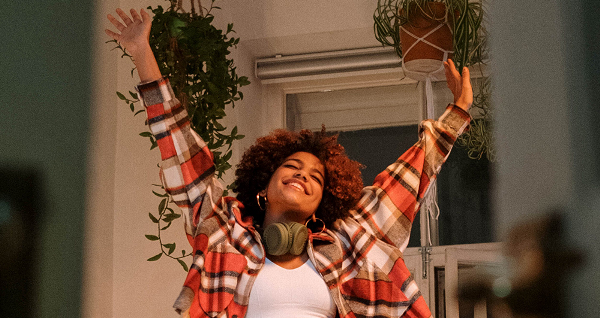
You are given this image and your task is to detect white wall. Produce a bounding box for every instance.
[219,0,381,57]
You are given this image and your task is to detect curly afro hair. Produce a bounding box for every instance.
[233,128,363,229]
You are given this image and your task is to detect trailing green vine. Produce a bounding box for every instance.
[109,0,250,271]
[457,76,495,161]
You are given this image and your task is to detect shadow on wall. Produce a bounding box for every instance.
[0,167,44,318]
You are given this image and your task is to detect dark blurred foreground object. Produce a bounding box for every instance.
[459,212,583,318]
[0,168,43,318]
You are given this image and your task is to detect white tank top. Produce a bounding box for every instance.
[246,257,337,318]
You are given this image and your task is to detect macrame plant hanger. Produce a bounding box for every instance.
[401,5,454,278]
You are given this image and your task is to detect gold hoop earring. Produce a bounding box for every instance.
[256,194,267,211]
[305,214,326,235]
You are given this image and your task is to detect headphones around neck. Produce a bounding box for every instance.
[262,222,308,256]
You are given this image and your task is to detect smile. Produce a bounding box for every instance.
[288,182,304,192]
[283,179,307,194]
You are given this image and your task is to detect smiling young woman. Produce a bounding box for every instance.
[107,8,472,318]
[260,151,325,226]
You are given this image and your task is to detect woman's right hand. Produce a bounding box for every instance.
[105,8,162,82]
[105,8,152,58]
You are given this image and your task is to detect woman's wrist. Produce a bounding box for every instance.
[453,101,471,112]
[131,43,162,83]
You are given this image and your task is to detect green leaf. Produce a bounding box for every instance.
[139,132,153,137]
[158,198,167,214]
[239,76,250,86]
[178,259,189,272]
[213,121,224,130]
[223,150,232,162]
[134,109,146,116]
[129,91,139,99]
[160,222,172,230]
[163,213,181,223]
[147,253,162,261]
[130,103,135,112]
[145,234,159,241]
[152,190,169,198]
[163,243,176,255]
[149,213,159,223]
[117,91,127,100]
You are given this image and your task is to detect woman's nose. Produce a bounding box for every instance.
[294,171,307,181]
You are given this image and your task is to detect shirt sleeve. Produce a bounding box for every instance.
[136,77,224,238]
[352,104,470,251]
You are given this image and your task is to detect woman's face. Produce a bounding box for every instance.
[262,151,325,225]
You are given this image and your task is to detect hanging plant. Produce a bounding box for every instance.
[109,0,250,270]
[374,0,494,160]
[373,0,485,72]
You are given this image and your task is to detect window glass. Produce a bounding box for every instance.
[437,128,494,245]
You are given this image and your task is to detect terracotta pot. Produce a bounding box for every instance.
[400,2,455,63]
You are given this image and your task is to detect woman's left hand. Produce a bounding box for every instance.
[444,59,473,112]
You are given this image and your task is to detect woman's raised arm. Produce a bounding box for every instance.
[105,8,162,82]
[106,9,223,237]
[350,59,472,251]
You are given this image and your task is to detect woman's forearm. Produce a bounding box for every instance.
[131,43,162,83]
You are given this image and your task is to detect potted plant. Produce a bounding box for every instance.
[109,0,250,270]
[374,0,493,161]
[374,0,485,74]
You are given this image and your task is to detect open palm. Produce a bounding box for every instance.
[105,8,152,57]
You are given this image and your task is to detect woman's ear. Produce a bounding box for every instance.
[258,189,267,197]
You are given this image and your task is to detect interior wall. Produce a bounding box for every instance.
[220,0,380,57]
[83,1,118,318]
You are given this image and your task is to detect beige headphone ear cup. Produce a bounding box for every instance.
[287,222,308,255]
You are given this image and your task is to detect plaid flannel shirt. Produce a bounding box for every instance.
[137,78,470,318]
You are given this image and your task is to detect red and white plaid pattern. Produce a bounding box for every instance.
[137,78,470,318]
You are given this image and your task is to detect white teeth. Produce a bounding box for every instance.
[288,182,304,192]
